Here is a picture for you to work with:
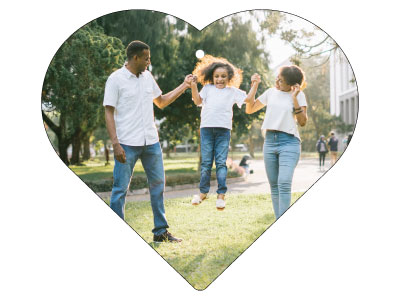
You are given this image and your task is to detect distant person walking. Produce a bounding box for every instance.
[316,135,328,171]
[104,40,193,243]
[245,65,308,219]
[327,132,339,165]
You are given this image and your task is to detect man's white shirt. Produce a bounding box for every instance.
[103,66,162,146]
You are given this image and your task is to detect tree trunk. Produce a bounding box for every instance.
[82,134,91,161]
[165,140,171,159]
[42,111,71,165]
[58,138,70,166]
[70,129,82,165]
[104,141,110,165]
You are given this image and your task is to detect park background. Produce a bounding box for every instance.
[1,0,400,299]
[39,9,358,289]
[41,9,355,194]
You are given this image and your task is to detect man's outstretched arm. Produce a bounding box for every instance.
[153,74,193,109]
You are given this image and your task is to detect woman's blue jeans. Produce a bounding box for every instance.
[263,131,300,219]
[110,142,168,236]
[199,127,231,195]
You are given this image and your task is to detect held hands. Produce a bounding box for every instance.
[184,74,194,89]
[251,73,261,85]
[191,75,198,88]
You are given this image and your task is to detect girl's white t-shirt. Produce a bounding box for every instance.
[258,87,307,140]
[198,84,246,130]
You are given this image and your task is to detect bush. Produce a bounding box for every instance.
[84,171,241,193]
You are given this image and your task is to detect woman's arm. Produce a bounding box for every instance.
[244,73,260,103]
[191,76,202,106]
[245,73,266,114]
[245,98,266,114]
[291,84,308,126]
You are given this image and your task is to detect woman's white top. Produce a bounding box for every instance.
[258,87,307,140]
[197,84,246,130]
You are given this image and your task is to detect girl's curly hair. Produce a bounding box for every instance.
[192,55,243,88]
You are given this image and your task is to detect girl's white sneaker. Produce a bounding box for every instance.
[216,198,225,210]
[192,194,207,205]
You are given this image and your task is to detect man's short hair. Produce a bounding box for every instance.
[126,40,150,61]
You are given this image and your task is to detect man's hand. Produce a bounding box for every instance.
[113,143,126,163]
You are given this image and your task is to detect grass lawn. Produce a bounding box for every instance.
[69,156,200,181]
[70,151,319,182]
[108,192,303,290]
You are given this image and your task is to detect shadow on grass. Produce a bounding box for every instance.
[158,213,275,291]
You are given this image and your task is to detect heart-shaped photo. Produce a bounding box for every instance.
[41,9,358,290]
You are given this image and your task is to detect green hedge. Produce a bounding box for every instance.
[85,171,241,193]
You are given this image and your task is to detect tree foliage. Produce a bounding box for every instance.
[42,24,125,165]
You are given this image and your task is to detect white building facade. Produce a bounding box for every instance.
[330,47,358,125]
[329,47,358,151]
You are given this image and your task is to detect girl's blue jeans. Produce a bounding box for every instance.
[263,131,300,219]
[199,127,231,195]
[110,142,169,236]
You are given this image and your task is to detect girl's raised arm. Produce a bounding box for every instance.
[191,76,202,105]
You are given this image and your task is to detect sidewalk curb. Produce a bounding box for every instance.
[96,176,246,199]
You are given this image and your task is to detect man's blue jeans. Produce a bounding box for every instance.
[110,142,168,236]
[199,127,231,195]
[263,131,300,219]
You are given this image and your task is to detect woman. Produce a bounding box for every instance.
[246,66,308,219]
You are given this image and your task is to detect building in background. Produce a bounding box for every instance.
[329,47,358,151]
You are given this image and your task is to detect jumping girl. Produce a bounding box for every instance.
[190,55,259,210]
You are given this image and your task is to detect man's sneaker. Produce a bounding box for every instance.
[216,198,225,210]
[153,231,182,243]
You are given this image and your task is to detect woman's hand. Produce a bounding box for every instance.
[291,83,301,97]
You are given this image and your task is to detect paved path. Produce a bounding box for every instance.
[98,157,332,202]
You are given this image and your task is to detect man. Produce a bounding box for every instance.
[103,40,193,243]
[327,132,339,165]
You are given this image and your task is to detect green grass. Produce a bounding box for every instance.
[108,192,303,290]
[70,151,319,181]
[70,156,200,181]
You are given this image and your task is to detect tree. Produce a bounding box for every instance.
[42,24,125,165]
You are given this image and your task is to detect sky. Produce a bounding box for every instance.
[226,10,332,69]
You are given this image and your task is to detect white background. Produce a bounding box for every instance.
[1,0,399,299]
